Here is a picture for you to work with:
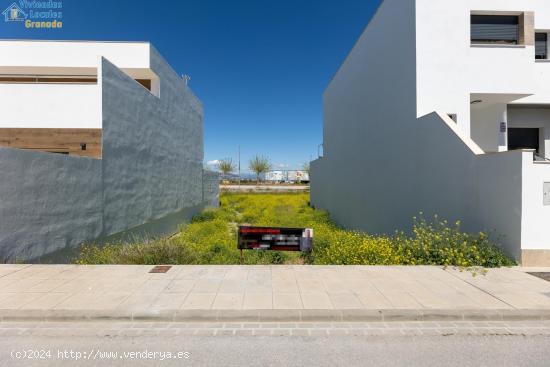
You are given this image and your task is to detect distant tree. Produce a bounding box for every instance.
[249,155,271,183]
[217,158,236,179]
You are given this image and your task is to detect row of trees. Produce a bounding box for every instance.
[218,155,270,183]
[217,156,310,183]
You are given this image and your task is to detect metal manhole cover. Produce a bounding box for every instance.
[527,272,550,282]
[149,265,172,274]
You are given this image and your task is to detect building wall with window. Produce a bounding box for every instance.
[0,41,218,262]
[416,0,550,136]
[311,0,550,264]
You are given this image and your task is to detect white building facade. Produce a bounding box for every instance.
[266,170,310,183]
[311,0,550,266]
[0,40,218,261]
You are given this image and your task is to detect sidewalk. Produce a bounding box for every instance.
[1,265,550,322]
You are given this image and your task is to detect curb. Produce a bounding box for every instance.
[2,309,550,322]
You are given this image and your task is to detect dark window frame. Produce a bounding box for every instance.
[471,15,520,45]
[536,32,548,59]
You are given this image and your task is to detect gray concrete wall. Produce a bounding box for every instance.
[100,56,204,236]
[203,170,220,207]
[0,49,217,262]
[0,148,103,261]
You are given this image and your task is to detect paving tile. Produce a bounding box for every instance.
[24,279,72,293]
[0,278,49,292]
[191,279,222,294]
[135,279,171,293]
[55,292,132,310]
[379,291,424,309]
[0,265,31,278]
[297,279,326,293]
[243,293,272,309]
[165,279,196,293]
[323,280,354,294]
[212,293,244,309]
[272,280,299,293]
[175,268,209,280]
[50,278,97,293]
[224,268,249,281]
[0,277,22,290]
[328,293,363,309]
[356,291,393,308]
[301,293,333,309]
[19,293,72,310]
[245,283,272,293]
[5,265,550,315]
[273,293,303,309]
[0,293,45,309]
[116,293,157,311]
[218,280,246,293]
[181,294,216,309]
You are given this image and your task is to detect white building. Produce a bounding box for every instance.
[266,170,310,183]
[0,40,218,261]
[311,0,550,266]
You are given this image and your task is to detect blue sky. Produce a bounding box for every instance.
[1,0,380,172]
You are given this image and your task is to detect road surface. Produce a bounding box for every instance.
[1,321,550,366]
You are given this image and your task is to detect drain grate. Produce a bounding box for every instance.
[149,265,172,274]
[527,272,550,282]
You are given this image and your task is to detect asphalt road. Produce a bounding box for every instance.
[1,323,550,367]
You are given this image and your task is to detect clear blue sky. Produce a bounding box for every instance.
[1,0,380,172]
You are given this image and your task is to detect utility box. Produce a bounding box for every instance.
[544,182,550,206]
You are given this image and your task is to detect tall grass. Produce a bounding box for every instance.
[77,193,515,267]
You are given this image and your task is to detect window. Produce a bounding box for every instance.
[0,76,97,84]
[471,15,519,44]
[536,33,548,59]
[135,79,152,91]
[508,128,540,153]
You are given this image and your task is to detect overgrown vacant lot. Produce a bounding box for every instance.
[77,193,515,267]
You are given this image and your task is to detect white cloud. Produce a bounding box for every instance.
[207,159,220,166]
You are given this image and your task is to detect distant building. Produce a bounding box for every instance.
[266,170,309,183]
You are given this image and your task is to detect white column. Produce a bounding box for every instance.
[498,108,508,152]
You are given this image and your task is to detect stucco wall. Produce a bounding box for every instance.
[203,170,221,208]
[475,151,524,259]
[313,108,527,260]
[0,51,216,262]
[0,148,103,261]
[522,158,550,251]
[471,104,503,153]
[415,0,550,135]
[100,56,204,236]
[312,0,550,261]
[311,0,418,232]
[0,83,101,129]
